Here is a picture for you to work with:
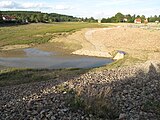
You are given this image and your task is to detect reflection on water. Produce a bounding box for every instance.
[0,48,113,69]
[24,48,54,56]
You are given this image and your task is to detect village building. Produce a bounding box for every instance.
[123,18,128,22]
[134,18,141,24]
[98,19,101,23]
[155,20,159,24]
[2,15,16,22]
[144,19,148,24]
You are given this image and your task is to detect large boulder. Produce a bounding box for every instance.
[113,51,125,60]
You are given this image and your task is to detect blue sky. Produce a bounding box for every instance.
[0,0,160,18]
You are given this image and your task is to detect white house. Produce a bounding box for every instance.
[144,19,148,24]
[155,21,159,24]
[98,19,101,23]
[123,18,128,22]
[134,18,141,24]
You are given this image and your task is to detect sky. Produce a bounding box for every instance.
[0,0,160,18]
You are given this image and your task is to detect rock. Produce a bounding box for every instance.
[1,61,160,120]
[40,110,46,115]
[51,116,56,120]
[113,51,125,60]
[119,113,126,120]
[32,110,38,115]
[33,117,37,120]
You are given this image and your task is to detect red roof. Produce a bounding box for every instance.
[2,15,16,20]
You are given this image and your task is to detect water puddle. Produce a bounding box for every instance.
[24,48,54,56]
[0,48,113,69]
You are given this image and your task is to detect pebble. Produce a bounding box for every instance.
[119,113,126,120]
[0,61,160,119]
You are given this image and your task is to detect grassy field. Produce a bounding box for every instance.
[0,22,109,47]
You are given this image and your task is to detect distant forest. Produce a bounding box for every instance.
[1,11,160,24]
[101,12,160,23]
[0,11,98,23]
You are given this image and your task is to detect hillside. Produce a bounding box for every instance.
[0,11,97,23]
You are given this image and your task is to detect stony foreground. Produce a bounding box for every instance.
[0,61,160,120]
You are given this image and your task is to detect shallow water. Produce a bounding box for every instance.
[0,48,113,69]
[24,48,54,56]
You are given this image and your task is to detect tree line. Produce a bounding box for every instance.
[0,11,98,23]
[101,12,160,23]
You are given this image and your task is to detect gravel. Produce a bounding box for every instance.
[0,61,160,120]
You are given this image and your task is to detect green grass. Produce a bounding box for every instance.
[106,55,141,69]
[92,54,143,72]
[0,67,87,87]
[0,22,112,47]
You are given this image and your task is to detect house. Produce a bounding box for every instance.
[144,19,148,24]
[2,15,16,22]
[134,18,141,24]
[98,19,101,23]
[123,18,128,22]
[155,21,159,24]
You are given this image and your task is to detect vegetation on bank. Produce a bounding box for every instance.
[0,68,87,87]
[0,11,98,23]
[0,22,108,47]
[101,12,160,23]
[0,55,142,87]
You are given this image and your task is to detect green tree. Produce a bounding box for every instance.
[101,18,107,23]
[141,15,146,22]
[30,14,36,22]
[115,12,124,22]
[149,15,157,22]
[37,14,43,22]
[154,15,158,21]
[136,15,140,18]
[125,14,132,23]
[0,11,97,23]
[101,18,112,23]
[42,13,49,22]
[158,15,160,21]
[110,16,116,23]
[0,11,3,23]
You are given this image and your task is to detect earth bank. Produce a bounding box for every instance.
[0,61,160,120]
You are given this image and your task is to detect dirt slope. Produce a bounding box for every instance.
[49,26,160,61]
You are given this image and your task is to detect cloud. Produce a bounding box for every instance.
[0,1,18,9]
[54,5,72,10]
[0,1,47,9]
[20,3,46,9]
[0,1,72,11]
[0,0,159,18]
